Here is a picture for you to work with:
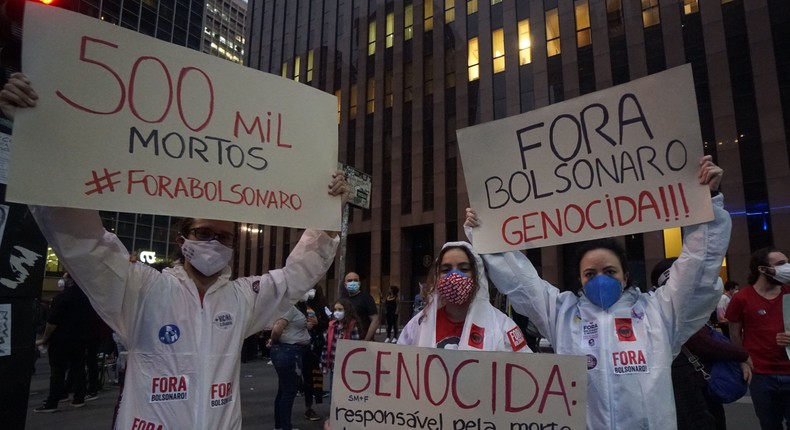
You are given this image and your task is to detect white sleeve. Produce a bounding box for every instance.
[241,229,339,336]
[652,194,732,351]
[29,206,146,337]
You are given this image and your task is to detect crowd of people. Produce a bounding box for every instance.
[4,72,790,430]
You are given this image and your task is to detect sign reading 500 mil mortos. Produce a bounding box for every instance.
[8,3,340,231]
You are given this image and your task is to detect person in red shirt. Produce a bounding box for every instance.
[725,247,790,430]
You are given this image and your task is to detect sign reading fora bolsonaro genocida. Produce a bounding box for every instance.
[457,64,712,253]
[330,340,587,430]
[8,3,340,230]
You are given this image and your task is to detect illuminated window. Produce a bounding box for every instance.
[385,73,393,108]
[293,55,301,82]
[281,62,288,77]
[306,50,314,82]
[518,19,532,65]
[492,28,505,73]
[663,227,681,258]
[405,4,414,40]
[368,21,376,56]
[366,78,375,114]
[491,0,502,4]
[642,0,660,27]
[425,1,434,31]
[683,0,698,14]
[575,0,591,48]
[468,37,480,81]
[335,89,341,123]
[350,84,358,118]
[546,8,561,56]
[386,12,395,48]
[467,0,478,15]
[446,0,455,23]
[405,63,413,102]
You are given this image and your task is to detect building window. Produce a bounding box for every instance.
[546,8,561,56]
[683,0,699,14]
[575,0,591,48]
[425,55,434,95]
[518,19,532,65]
[491,0,502,4]
[405,62,413,102]
[366,78,375,114]
[386,12,394,48]
[446,0,455,23]
[445,52,456,88]
[425,1,434,31]
[281,62,287,77]
[350,84,358,118]
[642,0,660,27]
[385,73,393,107]
[492,28,505,73]
[468,37,480,81]
[405,4,414,40]
[607,0,624,37]
[306,50,314,82]
[467,0,478,15]
[368,20,376,56]
[293,55,301,81]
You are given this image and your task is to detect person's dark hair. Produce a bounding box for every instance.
[390,285,399,296]
[650,257,678,288]
[334,297,359,324]
[748,247,780,284]
[573,238,634,292]
[723,280,738,292]
[419,244,479,324]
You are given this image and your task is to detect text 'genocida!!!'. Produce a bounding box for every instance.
[128,111,293,171]
[485,93,690,209]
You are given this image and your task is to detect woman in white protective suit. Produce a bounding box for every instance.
[398,241,531,353]
[464,156,732,429]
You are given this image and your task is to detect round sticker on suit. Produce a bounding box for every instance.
[213,312,235,330]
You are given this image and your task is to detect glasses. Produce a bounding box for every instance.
[188,227,235,246]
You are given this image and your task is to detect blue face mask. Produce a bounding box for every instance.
[345,281,361,294]
[583,274,623,309]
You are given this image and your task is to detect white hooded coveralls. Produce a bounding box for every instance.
[31,206,339,430]
[475,194,731,429]
[398,241,531,353]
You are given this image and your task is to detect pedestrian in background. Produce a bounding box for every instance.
[296,287,328,422]
[34,273,93,412]
[268,304,315,430]
[383,286,400,343]
[322,298,361,392]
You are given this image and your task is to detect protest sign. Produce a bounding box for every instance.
[8,3,340,230]
[784,295,790,360]
[330,340,587,430]
[458,65,711,253]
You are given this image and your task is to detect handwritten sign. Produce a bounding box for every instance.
[8,3,340,230]
[330,340,587,430]
[458,65,711,253]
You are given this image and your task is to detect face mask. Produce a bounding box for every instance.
[57,279,66,290]
[762,263,790,285]
[583,274,624,310]
[333,310,345,320]
[181,238,233,276]
[345,281,361,294]
[436,269,476,306]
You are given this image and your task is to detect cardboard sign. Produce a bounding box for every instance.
[8,3,340,230]
[458,65,712,253]
[330,340,587,430]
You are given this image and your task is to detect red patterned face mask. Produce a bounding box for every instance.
[437,269,476,306]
